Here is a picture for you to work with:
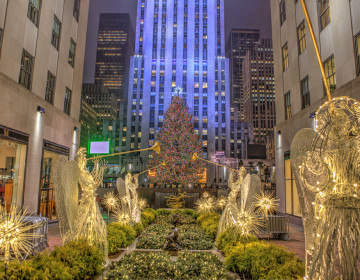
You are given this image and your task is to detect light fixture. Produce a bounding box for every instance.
[74,126,79,132]
[37,106,45,114]
[309,112,316,118]
[276,130,281,135]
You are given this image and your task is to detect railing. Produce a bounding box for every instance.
[258,215,290,240]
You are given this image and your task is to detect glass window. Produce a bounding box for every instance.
[64,87,72,115]
[19,49,34,90]
[284,158,301,216]
[0,139,27,210]
[45,71,56,104]
[297,21,306,54]
[301,76,310,109]
[51,16,61,50]
[68,39,76,67]
[284,91,291,120]
[282,42,289,71]
[319,0,330,30]
[324,55,336,91]
[280,0,286,26]
[73,0,80,21]
[39,148,67,219]
[27,0,41,26]
[0,28,3,54]
[355,33,360,77]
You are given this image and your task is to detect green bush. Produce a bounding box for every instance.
[216,227,258,253]
[50,240,104,279]
[225,242,305,280]
[196,213,220,240]
[132,222,144,236]
[143,207,157,217]
[0,240,104,280]
[107,223,136,255]
[156,208,172,216]
[141,211,155,226]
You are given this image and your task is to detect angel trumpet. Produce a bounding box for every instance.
[87,141,161,161]
[192,152,239,173]
[132,162,166,178]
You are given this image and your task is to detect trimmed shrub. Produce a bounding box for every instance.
[141,211,155,226]
[143,207,157,217]
[107,223,136,255]
[156,208,172,216]
[50,240,104,279]
[225,242,305,280]
[0,240,104,280]
[197,212,220,240]
[132,222,144,236]
[216,227,258,253]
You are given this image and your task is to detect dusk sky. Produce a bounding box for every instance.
[83,0,272,83]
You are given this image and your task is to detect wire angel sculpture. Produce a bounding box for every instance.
[217,167,261,239]
[53,148,108,260]
[291,97,360,279]
[115,173,141,223]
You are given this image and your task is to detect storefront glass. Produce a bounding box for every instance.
[0,139,27,210]
[284,158,301,216]
[39,144,69,219]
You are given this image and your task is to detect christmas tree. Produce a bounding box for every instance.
[148,95,205,186]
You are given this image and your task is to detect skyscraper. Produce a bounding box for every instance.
[243,38,275,144]
[126,0,231,184]
[226,29,260,119]
[95,13,135,102]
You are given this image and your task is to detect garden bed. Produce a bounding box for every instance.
[105,251,235,280]
[136,212,213,250]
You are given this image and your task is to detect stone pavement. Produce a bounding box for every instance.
[268,225,305,261]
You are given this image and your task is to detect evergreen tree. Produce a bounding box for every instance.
[148,96,205,186]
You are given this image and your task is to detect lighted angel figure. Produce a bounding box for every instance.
[53,148,108,259]
[127,173,141,223]
[291,97,360,279]
[217,165,262,240]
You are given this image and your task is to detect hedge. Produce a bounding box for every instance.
[0,240,104,280]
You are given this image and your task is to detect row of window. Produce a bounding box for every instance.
[280,0,330,31]
[27,0,80,28]
[284,76,310,120]
[19,49,72,115]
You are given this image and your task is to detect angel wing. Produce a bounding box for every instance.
[290,128,318,253]
[53,157,80,240]
[244,174,261,211]
[240,174,251,209]
[116,177,126,198]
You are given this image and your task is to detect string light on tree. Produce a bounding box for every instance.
[148,96,205,186]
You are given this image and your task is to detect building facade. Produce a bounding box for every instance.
[79,98,97,148]
[270,0,360,222]
[226,29,260,116]
[0,0,89,217]
[126,0,231,184]
[243,38,275,145]
[94,13,135,101]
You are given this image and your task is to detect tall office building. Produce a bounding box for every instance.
[243,38,275,144]
[126,0,231,184]
[0,0,89,216]
[95,13,135,101]
[226,29,260,117]
[270,0,360,223]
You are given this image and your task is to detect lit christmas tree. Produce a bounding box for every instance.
[148,94,205,186]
